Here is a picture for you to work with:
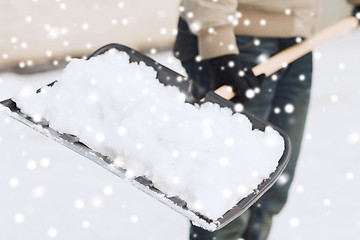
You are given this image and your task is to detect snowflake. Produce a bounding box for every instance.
[10,36,18,43]
[27,60,33,67]
[219,157,229,167]
[150,48,157,55]
[299,74,306,81]
[273,107,281,114]
[172,150,180,158]
[190,22,201,33]
[172,177,181,184]
[346,172,354,180]
[338,63,346,70]
[203,129,213,138]
[234,103,244,112]
[149,106,157,113]
[60,3,67,10]
[27,160,37,170]
[82,23,89,30]
[160,27,167,35]
[222,188,232,198]
[9,177,19,188]
[281,61,288,68]
[122,18,129,25]
[225,138,234,147]
[257,53,268,63]
[295,37,302,43]
[254,39,261,46]
[305,133,312,140]
[208,27,215,34]
[260,19,267,26]
[243,19,250,26]
[95,133,105,142]
[245,89,255,99]
[330,94,339,103]
[289,217,300,227]
[104,186,114,196]
[19,62,26,68]
[227,15,235,22]
[228,44,235,51]
[82,220,90,228]
[25,16,32,23]
[284,8,292,15]
[314,51,322,59]
[271,74,278,81]
[347,132,359,144]
[130,215,139,223]
[91,196,103,208]
[118,2,124,8]
[323,198,331,206]
[48,227,58,238]
[296,185,304,193]
[277,173,289,185]
[74,199,85,209]
[284,103,294,114]
[32,186,45,198]
[45,50,53,57]
[14,213,25,223]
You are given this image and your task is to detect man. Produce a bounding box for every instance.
[173,1,360,239]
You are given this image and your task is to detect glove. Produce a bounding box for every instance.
[194,54,265,103]
[353,5,360,22]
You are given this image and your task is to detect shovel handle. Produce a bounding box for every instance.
[214,16,359,100]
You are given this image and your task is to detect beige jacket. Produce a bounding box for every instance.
[180,0,360,59]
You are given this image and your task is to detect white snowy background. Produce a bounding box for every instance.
[1,29,360,240]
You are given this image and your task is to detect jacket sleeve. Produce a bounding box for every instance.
[181,0,239,59]
[347,0,360,5]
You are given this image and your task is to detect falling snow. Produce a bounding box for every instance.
[1,27,360,239]
[9,178,19,188]
[47,227,58,238]
[283,103,294,114]
[289,217,300,227]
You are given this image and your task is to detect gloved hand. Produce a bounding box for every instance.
[194,54,265,103]
[353,5,360,22]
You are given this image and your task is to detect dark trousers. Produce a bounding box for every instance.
[174,18,312,240]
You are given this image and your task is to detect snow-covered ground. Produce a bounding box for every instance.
[1,29,360,239]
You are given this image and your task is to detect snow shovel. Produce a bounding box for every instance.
[0,16,358,231]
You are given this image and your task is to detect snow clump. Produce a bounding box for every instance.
[13,50,284,221]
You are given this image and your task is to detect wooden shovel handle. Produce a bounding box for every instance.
[214,16,359,100]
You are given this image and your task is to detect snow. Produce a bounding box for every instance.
[1,28,360,239]
[8,50,284,223]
